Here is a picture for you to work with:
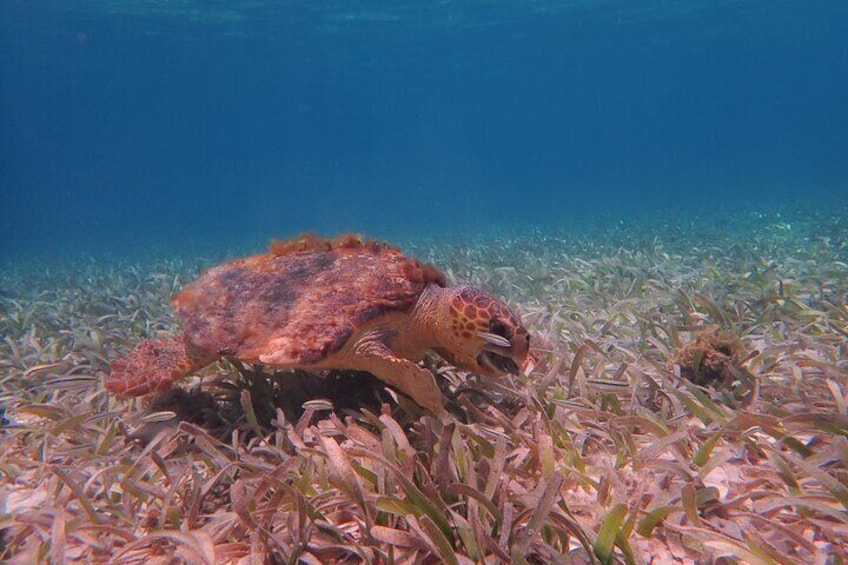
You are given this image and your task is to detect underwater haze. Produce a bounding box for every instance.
[1,1,847,260]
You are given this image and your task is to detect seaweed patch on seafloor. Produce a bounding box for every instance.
[669,324,749,388]
[0,204,847,563]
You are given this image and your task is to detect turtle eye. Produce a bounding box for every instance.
[489,318,512,340]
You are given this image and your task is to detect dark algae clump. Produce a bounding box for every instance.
[671,325,747,387]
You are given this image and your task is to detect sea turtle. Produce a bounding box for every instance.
[106,234,530,414]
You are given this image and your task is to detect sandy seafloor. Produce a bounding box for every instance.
[1,203,847,564]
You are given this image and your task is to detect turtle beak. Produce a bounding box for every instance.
[477,331,512,349]
[474,331,528,377]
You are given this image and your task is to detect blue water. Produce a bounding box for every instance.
[2,1,847,260]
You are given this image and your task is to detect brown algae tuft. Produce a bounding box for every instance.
[670,325,747,387]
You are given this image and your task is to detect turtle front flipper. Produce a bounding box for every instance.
[351,335,445,415]
[106,336,214,396]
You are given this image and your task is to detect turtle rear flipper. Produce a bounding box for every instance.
[106,336,213,396]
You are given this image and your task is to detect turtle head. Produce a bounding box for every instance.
[433,285,530,378]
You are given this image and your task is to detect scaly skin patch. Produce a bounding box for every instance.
[106,336,214,396]
[451,286,530,347]
[436,286,530,378]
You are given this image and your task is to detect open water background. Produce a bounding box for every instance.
[2,1,846,261]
